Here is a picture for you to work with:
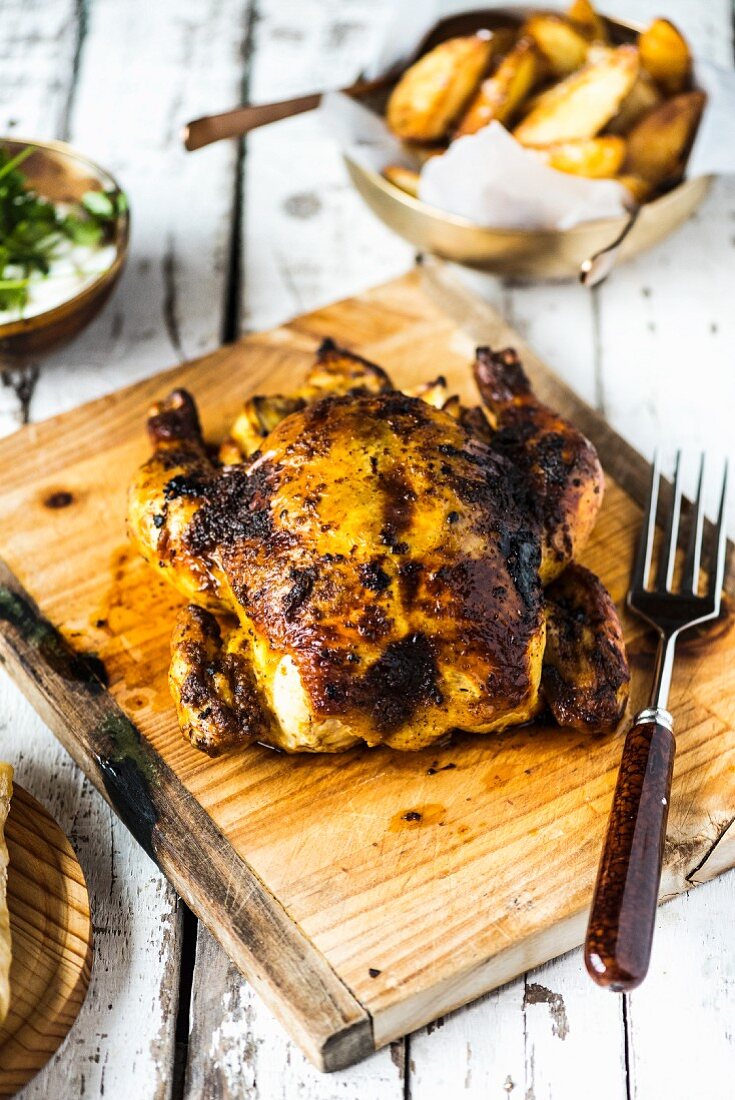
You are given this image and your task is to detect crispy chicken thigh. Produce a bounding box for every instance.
[128,340,629,755]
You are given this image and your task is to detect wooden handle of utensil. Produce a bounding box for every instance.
[183,76,392,151]
[584,715,675,991]
[183,93,323,150]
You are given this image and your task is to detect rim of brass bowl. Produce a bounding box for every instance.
[0,137,130,359]
[345,7,711,281]
[344,158,711,280]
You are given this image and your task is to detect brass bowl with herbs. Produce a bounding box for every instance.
[0,138,129,360]
[347,3,710,280]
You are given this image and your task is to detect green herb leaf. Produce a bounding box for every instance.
[0,145,35,184]
[0,276,30,312]
[63,214,104,247]
[81,190,116,219]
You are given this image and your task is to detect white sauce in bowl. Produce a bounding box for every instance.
[0,235,117,325]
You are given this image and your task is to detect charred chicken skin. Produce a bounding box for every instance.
[128,340,629,755]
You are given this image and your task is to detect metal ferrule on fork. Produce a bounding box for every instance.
[633,706,673,732]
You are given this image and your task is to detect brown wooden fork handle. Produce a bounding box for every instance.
[584,712,675,991]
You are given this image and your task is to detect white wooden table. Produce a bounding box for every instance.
[1,1,734,1096]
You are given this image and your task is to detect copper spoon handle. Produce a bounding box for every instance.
[183,75,392,151]
[584,714,675,991]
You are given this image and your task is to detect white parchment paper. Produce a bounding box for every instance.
[320,3,735,230]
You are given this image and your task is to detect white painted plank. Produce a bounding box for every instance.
[409,982,526,1099]
[453,267,600,408]
[410,941,627,1100]
[0,0,78,140]
[2,2,181,1097]
[516,958,626,1100]
[25,0,246,426]
[184,927,405,1099]
[409,952,626,1100]
[241,0,411,332]
[595,0,735,527]
[627,872,735,1100]
[0,0,78,435]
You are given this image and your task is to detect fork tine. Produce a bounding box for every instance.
[681,453,705,593]
[632,452,660,592]
[707,460,729,612]
[654,450,682,591]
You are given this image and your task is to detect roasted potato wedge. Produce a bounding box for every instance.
[513,44,639,146]
[606,72,662,135]
[536,135,626,177]
[523,13,588,76]
[383,165,421,198]
[623,90,705,189]
[455,37,542,137]
[616,173,653,204]
[386,34,495,142]
[411,144,447,165]
[521,42,609,115]
[481,25,519,60]
[639,18,691,95]
[567,0,608,44]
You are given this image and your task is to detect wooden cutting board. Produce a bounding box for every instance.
[0,265,732,1071]
[0,785,92,1096]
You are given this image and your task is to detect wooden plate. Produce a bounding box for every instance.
[0,785,92,1097]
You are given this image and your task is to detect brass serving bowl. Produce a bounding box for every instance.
[0,138,129,360]
[346,7,711,281]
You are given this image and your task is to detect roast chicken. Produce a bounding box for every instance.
[128,340,629,755]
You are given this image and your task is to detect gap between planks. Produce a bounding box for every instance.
[171,5,260,1095]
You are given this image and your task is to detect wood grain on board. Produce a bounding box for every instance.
[0,269,732,1069]
[0,785,92,1097]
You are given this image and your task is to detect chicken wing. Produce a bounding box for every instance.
[474,346,603,583]
[543,563,629,731]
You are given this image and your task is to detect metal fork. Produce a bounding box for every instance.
[584,452,729,992]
